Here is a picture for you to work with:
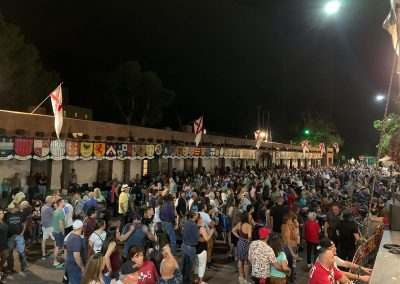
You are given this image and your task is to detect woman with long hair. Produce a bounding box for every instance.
[281,214,298,284]
[270,236,290,284]
[82,253,105,284]
[231,211,252,284]
[102,227,120,284]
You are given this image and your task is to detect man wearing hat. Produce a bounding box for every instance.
[248,227,287,284]
[65,220,87,284]
[317,238,372,282]
[5,202,28,273]
[119,184,130,231]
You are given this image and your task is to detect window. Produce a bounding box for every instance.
[142,159,149,176]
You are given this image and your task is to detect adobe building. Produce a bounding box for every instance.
[0,110,333,190]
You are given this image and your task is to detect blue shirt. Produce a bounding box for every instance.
[160,202,175,223]
[123,224,147,257]
[182,219,199,247]
[82,198,98,216]
[271,251,287,278]
[65,233,87,271]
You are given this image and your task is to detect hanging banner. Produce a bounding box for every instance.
[146,145,155,158]
[14,138,33,160]
[50,139,66,160]
[205,147,211,158]
[80,142,93,160]
[0,137,14,160]
[188,146,195,158]
[162,145,169,159]
[176,146,183,159]
[94,143,106,160]
[214,148,220,158]
[66,141,80,160]
[220,148,224,157]
[182,146,189,158]
[128,144,137,159]
[117,143,128,160]
[155,144,162,156]
[33,139,51,160]
[169,146,177,158]
[105,143,117,160]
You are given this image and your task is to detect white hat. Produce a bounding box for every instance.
[121,184,130,191]
[72,220,84,229]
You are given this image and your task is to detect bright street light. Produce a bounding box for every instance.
[376,95,385,102]
[324,1,341,15]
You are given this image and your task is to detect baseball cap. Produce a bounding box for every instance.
[121,184,130,191]
[318,238,334,249]
[72,220,84,229]
[258,227,271,239]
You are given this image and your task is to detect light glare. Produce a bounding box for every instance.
[324,1,340,14]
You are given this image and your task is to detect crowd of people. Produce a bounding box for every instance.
[0,162,395,284]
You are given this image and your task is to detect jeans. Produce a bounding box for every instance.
[7,235,27,270]
[38,185,46,200]
[162,221,177,254]
[66,267,82,284]
[283,245,294,284]
[306,241,318,265]
[180,243,197,284]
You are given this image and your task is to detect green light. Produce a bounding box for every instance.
[304,129,310,135]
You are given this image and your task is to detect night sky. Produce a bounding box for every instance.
[0,0,395,156]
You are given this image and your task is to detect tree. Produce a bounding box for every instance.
[292,113,343,148]
[0,15,60,111]
[102,61,175,127]
[373,113,400,158]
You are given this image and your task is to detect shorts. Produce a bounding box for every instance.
[53,232,64,248]
[42,227,55,241]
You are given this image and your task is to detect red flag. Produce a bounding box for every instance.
[319,142,326,156]
[50,84,63,139]
[254,130,262,149]
[301,140,310,155]
[194,116,203,146]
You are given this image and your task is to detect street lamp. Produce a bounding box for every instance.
[376,94,385,102]
[324,1,341,15]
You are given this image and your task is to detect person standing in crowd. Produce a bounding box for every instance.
[159,244,183,284]
[308,248,348,284]
[1,179,9,207]
[270,196,289,234]
[89,220,106,254]
[32,199,42,243]
[281,214,298,284]
[0,207,8,282]
[117,213,156,260]
[177,191,187,235]
[73,192,85,219]
[305,212,320,269]
[5,202,27,273]
[38,173,47,201]
[180,210,200,284]
[65,220,87,284]
[69,169,78,190]
[83,192,98,217]
[121,246,159,283]
[52,198,65,268]
[336,210,360,261]
[102,228,120,284]
[248,227,287,284]
[195,212,215,284]
[324,203,341,247]
[84,207,98,245]
[41,196,55,259]
[160,194,177,254]
[118,184,130,231]
[270,236,291,284]
[231,211,252,284]
[81,253,105,284]
[64,199,74,235]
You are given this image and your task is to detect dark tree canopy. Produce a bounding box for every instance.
[0,15,60,112]
[92,61,175,127]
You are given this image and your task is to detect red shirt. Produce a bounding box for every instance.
[308,261,342,284]
[305,220,320,244]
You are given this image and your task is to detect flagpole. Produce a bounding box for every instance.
[31,82,63,114]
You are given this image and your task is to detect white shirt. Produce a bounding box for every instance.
[89,231,106,253]
[63,203,74,228]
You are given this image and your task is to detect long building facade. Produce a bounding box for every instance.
[0,110,333,190]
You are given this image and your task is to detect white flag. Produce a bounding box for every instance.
[319,142,326,156]
[50,84,63,139]
[254,130,262,149]
[301,140,309,155]
[194,116,203,146]
[333,143,340,154]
